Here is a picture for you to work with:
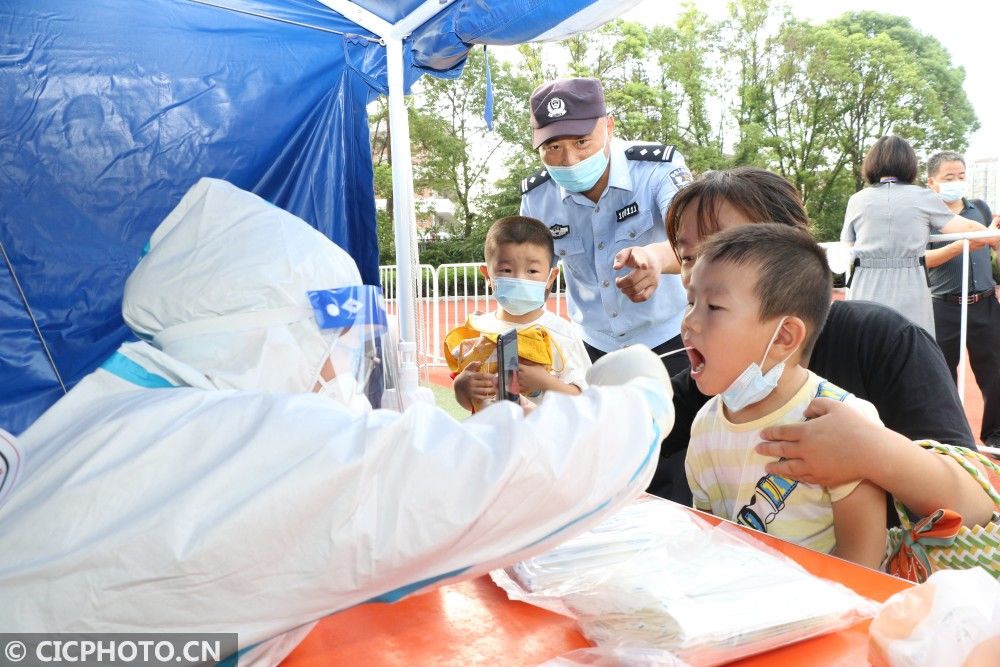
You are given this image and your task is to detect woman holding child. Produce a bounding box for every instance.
[614,167,994,559]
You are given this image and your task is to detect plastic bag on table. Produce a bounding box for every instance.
[492,496,878,667]
[494,495,707,611]
[869,568,1000,667]
[538,646,691,667]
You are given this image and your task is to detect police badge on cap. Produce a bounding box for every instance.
[529,78,607,149]
[546,97,567,118]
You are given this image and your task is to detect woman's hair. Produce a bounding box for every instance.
[665,167,809,249]
[861,135,918,185]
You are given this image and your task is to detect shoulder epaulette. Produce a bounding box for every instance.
[625,144,676,163]
[520,168,551,195]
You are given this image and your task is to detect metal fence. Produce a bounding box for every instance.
[383,236,998,387]
[379,262,568,366]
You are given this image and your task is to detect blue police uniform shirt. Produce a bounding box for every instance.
[520,138,691,352]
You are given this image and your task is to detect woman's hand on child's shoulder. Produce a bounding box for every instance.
[755,398,878,486]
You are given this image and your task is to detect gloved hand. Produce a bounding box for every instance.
[586,345,674,435]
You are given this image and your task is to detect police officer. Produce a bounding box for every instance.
[520,77,692,373]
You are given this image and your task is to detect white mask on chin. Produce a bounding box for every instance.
[720,317,794,413]
[310,342,373,412]
[314,373,372,412]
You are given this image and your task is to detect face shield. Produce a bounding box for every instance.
[307,285,388,411]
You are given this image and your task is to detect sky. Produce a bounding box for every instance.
[621,0,998,160]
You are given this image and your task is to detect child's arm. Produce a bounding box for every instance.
[830,480,887,569]
[758,398,996,527]
[453,361,496,412]
[517,362,581,396]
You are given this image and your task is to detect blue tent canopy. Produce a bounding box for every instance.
[0,0,638,433]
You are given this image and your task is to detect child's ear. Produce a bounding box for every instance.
[773,316,807,358]
[479,264,491,282]
[546,265,559,289]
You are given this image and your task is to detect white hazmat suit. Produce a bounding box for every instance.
[0,178,672,664]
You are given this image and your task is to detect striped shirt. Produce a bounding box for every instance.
[685,370,881,554]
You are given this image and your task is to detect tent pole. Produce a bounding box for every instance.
[385,36,419,344]
[320,0,458,347]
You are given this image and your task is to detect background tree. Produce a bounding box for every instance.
[369,98,396,264]
[720,0,785,167]
[761,20,843,229]
[796,13,977,235]
[410,47,495,242]
[371,1,980,259]
[656,4,727,168]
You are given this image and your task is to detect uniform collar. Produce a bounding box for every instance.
[607,138,633,193]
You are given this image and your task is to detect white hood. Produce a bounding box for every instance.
[123,177,362,393]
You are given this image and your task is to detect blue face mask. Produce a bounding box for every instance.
[936,180,966,203]
[492,276,548,316]
[546,142,610,193]
[720,317,793,413]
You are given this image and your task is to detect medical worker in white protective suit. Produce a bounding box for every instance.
[0,178,673,665]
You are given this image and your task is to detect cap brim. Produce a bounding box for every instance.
[532,117,601,149]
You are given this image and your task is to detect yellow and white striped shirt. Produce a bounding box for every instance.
[685,371,881,554]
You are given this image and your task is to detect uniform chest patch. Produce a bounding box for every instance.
[616,202,640,222]
[549,224,570,239]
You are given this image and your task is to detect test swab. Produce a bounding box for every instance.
[659,346,692,358]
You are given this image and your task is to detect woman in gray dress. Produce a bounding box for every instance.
[841,136,984,334]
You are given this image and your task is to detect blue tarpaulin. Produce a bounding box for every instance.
[0,0,638,433]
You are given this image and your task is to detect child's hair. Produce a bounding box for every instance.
[697,223,832,358]
[484,216,555,267]
[665,167,809,250]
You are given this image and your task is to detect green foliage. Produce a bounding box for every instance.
[370,1,979,265]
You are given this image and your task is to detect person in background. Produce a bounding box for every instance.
[924,150,1000,449]
[841,136,985,334]
[613,168,977,526]
[683,223,888,568]
[520,77,692,374]
[448,216,590,412]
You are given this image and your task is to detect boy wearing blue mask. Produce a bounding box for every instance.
[682,223,888,569]
[450,216,591,412]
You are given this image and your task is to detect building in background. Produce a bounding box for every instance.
[375,194,456,240]
[969,157,999,212]
[371,122,457,241]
